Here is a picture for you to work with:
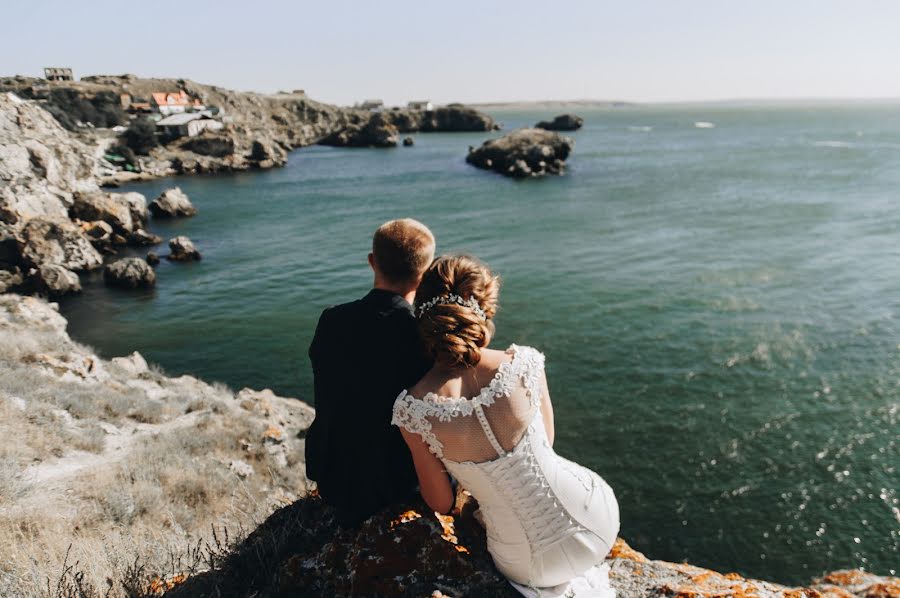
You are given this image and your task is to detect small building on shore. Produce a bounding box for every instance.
[151,91,205,115]
[156,112,223,139]
[44,67,74,82]
[407,100,433,111]
[359,99,384,111]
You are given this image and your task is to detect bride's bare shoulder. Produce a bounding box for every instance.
[479,347,515,369]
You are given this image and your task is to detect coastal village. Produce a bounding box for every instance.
[30,67,437,142]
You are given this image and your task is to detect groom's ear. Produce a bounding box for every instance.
[367,252,376,272]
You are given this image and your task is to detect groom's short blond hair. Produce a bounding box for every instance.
[372,219,435,284]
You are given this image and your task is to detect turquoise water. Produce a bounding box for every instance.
[59,104,899,584]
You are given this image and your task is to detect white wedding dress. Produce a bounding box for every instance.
[392,345,619,596]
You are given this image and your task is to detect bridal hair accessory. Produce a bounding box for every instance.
[417,293,487,321]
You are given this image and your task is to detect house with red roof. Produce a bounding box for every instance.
[151,90,204,115]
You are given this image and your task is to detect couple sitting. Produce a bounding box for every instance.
[305,219,619,595]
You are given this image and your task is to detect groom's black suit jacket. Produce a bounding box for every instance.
[305,289,432,526]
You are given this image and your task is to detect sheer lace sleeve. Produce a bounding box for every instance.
[392,391,445,458]
[509,344,546,409]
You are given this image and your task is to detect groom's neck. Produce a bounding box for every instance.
[372,278,417,306]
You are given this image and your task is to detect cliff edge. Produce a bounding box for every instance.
[160,489,898,598]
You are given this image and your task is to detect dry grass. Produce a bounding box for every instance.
[0,294,314,597]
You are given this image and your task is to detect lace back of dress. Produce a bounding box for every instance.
[393,346,545,463]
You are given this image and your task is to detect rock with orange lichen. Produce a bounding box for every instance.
[809,571,900,598]
[160,490,898,598]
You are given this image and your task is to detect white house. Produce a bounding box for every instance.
[359,99,384,111]
[156,113,223,138]
[44,67,73,81]
[407,100,433,111]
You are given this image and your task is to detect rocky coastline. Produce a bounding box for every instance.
[0,75,497,185]
[0,76,498,296]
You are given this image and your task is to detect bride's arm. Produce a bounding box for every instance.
[399,428,454,514]
[539,368,555,446]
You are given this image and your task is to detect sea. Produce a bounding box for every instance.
[58,103,900,585]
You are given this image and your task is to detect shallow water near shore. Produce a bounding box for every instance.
[59,104,899,584]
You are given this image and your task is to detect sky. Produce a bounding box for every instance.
[3,0,900,106]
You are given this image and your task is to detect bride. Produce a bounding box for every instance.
[392,255,620,596]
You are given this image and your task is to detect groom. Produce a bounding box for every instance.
[305,218,435,526]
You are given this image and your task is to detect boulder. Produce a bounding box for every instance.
[32,264,81,296]
[111,351,149,375]
[167,235,201,261]
[149,187,197,218]
[71,191,135,234]
[104,257,156,289]
[17,217,104,271]
[402,136,415,147]
[318,113,399,148]
[535,114,584,131]
[0,93,99,227]
[80,220,114,244]
[146,252,160,266]
[0,268,25,293]
[119,191,149,225]
[127,228,163,247]
[466,128,574,178]
[418,104,499,132]
[183,132,236,157]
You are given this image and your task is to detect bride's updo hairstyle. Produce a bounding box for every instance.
[415,255,500,368]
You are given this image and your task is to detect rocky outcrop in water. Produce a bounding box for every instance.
[127,228,162,247]
[387,104,499,132]
[319,113,400,148]
[535,113,584,131]
[104,256,156,288]
[466,128,574,178]
[167,235,201,261]
[149,187,197,218]
[71,190,139,236]
[33,263,82,296]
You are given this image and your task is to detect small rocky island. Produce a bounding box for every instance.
[466,128,574,178]
[535,113,584,131]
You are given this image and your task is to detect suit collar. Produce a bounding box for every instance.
[364,288,414,314]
